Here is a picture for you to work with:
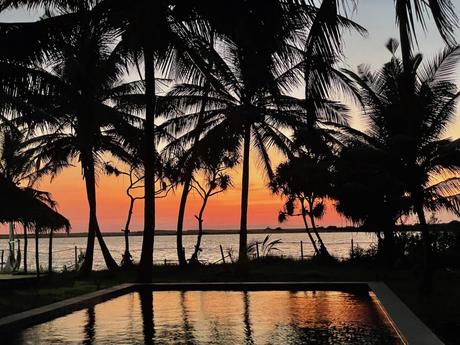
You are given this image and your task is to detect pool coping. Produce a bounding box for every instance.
[0,281,443,344]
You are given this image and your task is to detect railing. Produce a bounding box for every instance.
[0,238,374,273]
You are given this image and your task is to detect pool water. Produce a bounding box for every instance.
[6,290,403,345]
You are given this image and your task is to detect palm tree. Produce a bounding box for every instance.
[98,0,220,281]
[392,0,457,76]
[0,4,143,273]
[159,0,322,263]
[342,41,460,290]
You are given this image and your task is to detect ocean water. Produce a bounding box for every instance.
[5,290,402,345]
[0,232,376,271]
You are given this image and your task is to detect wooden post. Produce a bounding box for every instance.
[74,246,78,271]
[219,245,226,264]
[255,242,260,260]
[351,239,354,258]
[48,230,53,273]
[35,229,40,278]
[0,249,4,270]
[164,258,167,266]
[300,241,304,260]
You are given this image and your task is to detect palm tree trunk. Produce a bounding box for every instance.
[176,179,190,267]
[309,213,329,256]
[190,193,210,263]
[138,43,157,283]
[23,225,27,273]
[415,199,432,293]
[307,199,329,256]
[80,155,118,274]
[122,198,135,268]
[176,83,210,267]
[382,216,396,267]
[48,229,53,273]
[35,228,39,278]
[239,122,251,262]
[396,0,412,76]
[300,200,320,256]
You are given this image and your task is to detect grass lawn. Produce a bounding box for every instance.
[0,259,459,344]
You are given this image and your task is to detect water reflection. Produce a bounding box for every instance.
[243,292,255,345]
[83,306,96,345]
[140,289,155,345]
[10,290,403,345]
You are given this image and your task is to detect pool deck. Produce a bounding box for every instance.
[0,281,444,344]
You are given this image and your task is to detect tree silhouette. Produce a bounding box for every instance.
[271,155,333,257]
[0,4,143,272]
[188,148,237,264]
[342,40,460,290]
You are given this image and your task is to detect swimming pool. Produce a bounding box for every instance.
[5,289,403,344]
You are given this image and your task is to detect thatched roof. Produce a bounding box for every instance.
[0,177,70,232]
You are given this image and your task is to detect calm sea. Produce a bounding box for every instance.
[0,232,376,272]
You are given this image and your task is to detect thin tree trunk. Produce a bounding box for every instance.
[309,213,329,256]
[138,43,157,283]
[415,199,432,293]
[383,216,396,268]
[190,193,210,263]
[122,198,135,267]
[80,156,118,274]
[23,225,27,273]
[300,200,320,256]
[176,82,210,267]
[239,123,251,262]
[307,199,329,256]
[176,179,190,267]
[48,229,53,273]
[35,228,39,278]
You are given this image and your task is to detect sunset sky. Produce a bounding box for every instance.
[1,1,460,233]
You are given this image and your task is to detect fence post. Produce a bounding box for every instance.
[300,241,304,260]
[351,239,354,258]
[219,245,226,264]
[0,249,3,270]
[74,246,78,271]
[256,242,260,260]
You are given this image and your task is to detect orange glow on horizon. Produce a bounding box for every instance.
[4,151,347,234]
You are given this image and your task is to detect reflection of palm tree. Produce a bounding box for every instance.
[139,289,155,345]
[342,41,460,289]
[242,292,255,345]
[179,292,197,344]
[83,306,96,345]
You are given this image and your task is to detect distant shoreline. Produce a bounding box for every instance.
[1,221,459,239]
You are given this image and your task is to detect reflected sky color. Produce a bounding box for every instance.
[0,2,459,232]
[6,290,403,345]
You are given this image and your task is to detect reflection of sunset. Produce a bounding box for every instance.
[13,290,403,344]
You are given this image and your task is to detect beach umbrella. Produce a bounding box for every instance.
[0,177,70,276]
